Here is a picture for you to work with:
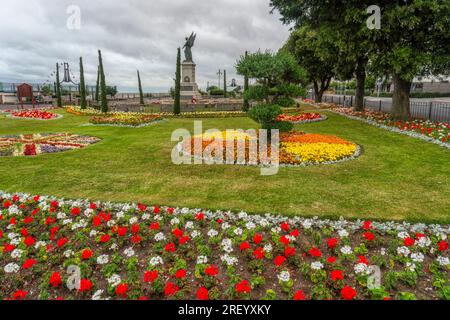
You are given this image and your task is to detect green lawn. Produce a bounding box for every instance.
[0,109,449,223]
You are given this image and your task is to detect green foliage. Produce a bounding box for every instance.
[40,85,52,96]
[98,50,108,113]
[79,57,87,110]
[105,86,117,97]
[248,103,293,133]
[95,66,100,102]
[174,48,181,115]
[244,85,269,102]
[243,51,250,112]
[137,70,144,106]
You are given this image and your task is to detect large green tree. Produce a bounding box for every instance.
[95,66,100,102]
[243,51,250,111]
[79,57,87,109]
[174,47,181,115]
[271,0,450,117]
[98,50,108,113]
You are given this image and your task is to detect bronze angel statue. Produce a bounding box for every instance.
[183,32,196,62]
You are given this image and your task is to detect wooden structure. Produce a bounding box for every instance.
[16,83,35,108]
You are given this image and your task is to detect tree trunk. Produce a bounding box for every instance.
[313,81,321,102]
[354,60,367,111]
[392,74,411,119]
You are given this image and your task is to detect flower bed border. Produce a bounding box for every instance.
[329,109,450,150]
[176,141,362,168]
[285,114,328,125]
[7,113,63,121]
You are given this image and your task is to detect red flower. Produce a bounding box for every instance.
[253,234,263,244]
[131,234,142,244]
[4,243,15,253]
[330,270,344,281]
[309,247,322,258]
[79,279,93,292]
[153,206,160,214]
[205,265,219,277]
[150,222,159,231]
[341,286,357,300]
[279,235,290,246]
[235,280,251,294]
[131,224,140,234]
[363,232,375,241]
[438,240,448,251]
[12,290,28,300]
[164,281,179,296]
[81,249,93,260]
[284,246,296,257]
[71,207,81,216]
[252,247,265,260]
[404,237,415,247]
[117,227,127,237]
[274,255,286,267]
[175,269,186,279]
[172,228,183,238]
[281,222,290,231]
[165,243,176,252]
[57,237,68,247]
[358,256,369,265]
[240,241,251,251]
[24,236,36,247]
[195,212,205,221]
[99,234,111,243]
[144,270,158,283]
[115,283,128,298]
[293,290,306,300]
[22,259,37,269]
[327,256,337,263]
[90,202,97,210]
[290,229,299,237]
[196,287,209,300]
[93,216,102,227]
[49,272,62,288]
[362,221,372,230]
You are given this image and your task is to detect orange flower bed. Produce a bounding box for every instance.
[281,132,354,145]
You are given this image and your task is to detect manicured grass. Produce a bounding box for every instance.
[0,109,449,223]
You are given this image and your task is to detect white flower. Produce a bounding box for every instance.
[11,249,23,259]
[416,237,431,248]
[338,229,349,238]
[221,254,238,266]
[97,254,109,265]
[64,250,74,258]
[302,220,313,229]
[406,262,416,272]
[221,238,233,253]
[107,220,116,227]
[221,222,230,230]
[149,256,163,266]
[129,217,138,225]
[397,246,410,257]
[35,241,47,249]
[245,222,256,230]
[354,263,369,275]
[123,247,135,257]
[170,217,180,225]
[107,274,122,287]
[63,219,73,225]
[234,228,243,236]
[4,263,20,273]
[311,261,324,270]
[197,256,208,265]
[263,243,273,253]
[7,232,19,240]
[436,256,449,266]
[277,271,290,282]
[110,243,118,251]
[142,213,151,220]
[115,211,125,219]
[340,246,352,255]
[410,252,425,263]
[185,221,194,229]
[191,230,200,239]
[92,290,106,300]
[8,205,20,215]
[10,238,20,245]
[208,229,218,238]
[89,230,98,237]
[397,231,410,239]
[155,232,166,242]
[380,248,386,256]
[57,212,67,219]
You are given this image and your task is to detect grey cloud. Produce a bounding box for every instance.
[0,0,290,92]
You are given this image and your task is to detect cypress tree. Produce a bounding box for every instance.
[174,47,181,115]
[79,57,87,109]
[223,70,227,98]
[95,66,100,102]
[55,63,62,107]
[243,51,250,111]
[137,70,144,106]
[98,50,108,113]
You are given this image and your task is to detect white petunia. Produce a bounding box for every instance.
[277,271,291,282]
[4,263,20,273]
[64,250,74,258]
[311,261,324,270]
[233,228,243,236]
[149,256,163,266]
[197,256,208,265]
[397,246,410,257]
[410,252,425,263]
[154,232,166,242]
[208,229,219,238]
[97,254,109,265]
[340,246,352,255]
[123,247,135,257]
[11,249,23,259]
[436,256,449,266]
[354,263,369,275]
[338,229,349,238]
[107,274,122,287]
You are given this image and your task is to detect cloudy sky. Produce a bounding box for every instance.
[0,0,291,92]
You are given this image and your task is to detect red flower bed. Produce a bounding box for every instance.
[11,110,59,120]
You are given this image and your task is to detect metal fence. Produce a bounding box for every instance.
[319,94,450,122]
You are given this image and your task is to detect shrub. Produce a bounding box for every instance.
[248,103,293,133]
[244,85,269,102]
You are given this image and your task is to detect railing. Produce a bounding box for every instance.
[317,94,450,122]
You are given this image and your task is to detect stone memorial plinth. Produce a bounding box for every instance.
[180,61,201,101]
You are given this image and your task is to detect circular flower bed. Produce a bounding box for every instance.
[277,113,327,124]
[89,114,162,127]
[0,133,100,157]
[10,110,61,120]
[0,191,448,300]
[181,131,360,166]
